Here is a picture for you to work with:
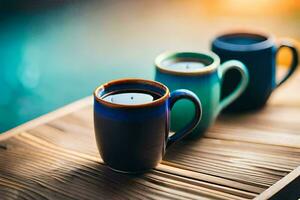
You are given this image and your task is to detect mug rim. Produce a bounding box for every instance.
[94,78,170,108]
[155,51,220,76]
[212,30,275,52]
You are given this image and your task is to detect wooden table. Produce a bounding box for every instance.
[1,70,300,200]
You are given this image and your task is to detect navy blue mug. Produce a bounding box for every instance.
[211,31,299,111]
[94,78,202,173]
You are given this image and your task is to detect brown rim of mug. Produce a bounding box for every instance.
[155,51,220,76]
[212,29,275,52]
[94,78,170,108]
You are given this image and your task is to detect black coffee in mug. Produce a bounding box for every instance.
[102,90,161,105]
[162,58,208,71]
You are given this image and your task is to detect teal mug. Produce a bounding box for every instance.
[155,51,249,138]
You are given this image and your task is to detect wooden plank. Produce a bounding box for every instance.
[0,132,256,200]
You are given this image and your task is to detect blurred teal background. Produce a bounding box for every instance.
[0,0,299,132]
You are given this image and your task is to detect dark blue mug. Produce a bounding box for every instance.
[211,31,299,111]
[94,78,202,173]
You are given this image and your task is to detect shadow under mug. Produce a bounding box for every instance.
[93,78,202,173]
[211,31,299,112]
[155,51,249,138]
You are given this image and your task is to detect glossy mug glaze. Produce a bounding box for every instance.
[155,51,249,138]
[94,78,202,173]
[212,31,299,112]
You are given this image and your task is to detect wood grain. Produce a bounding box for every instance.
[0,70,300,200]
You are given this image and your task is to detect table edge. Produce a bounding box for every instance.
[0,96,93,141]
[254,166,300,200]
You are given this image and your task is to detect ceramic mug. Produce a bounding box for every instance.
[211,31,299,112]
[94,78,202,173]
[155,51,249,138]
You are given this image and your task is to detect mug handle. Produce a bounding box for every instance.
[217,60,249,114]
[166,89,202,148]
[275,41,299,88]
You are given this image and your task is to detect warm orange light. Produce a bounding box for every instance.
[277,39,300,68]
[202,0,300,16]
